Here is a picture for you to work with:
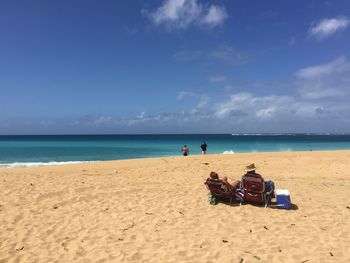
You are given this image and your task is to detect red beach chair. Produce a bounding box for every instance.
[241,173,274,207]
[204,178,243,204]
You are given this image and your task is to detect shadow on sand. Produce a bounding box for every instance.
[215,199,299,210]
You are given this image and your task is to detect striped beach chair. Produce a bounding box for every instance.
[205,178,244,204]
[241,172,275,208]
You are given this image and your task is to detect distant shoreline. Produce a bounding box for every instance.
[1,133,350,137]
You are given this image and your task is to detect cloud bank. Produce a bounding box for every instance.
[296,56,350,99]
[2,57,350,134]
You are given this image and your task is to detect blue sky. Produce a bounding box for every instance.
[1,0,350,134]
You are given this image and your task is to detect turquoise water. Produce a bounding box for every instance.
[1,134,350,167]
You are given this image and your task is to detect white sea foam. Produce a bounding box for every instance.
[0,161,97,168]
[231,133,350,136]
[222,150,235,154]
[231,133,296,136]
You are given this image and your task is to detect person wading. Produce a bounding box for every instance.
[181,145,190,156]
[200,141,207,155]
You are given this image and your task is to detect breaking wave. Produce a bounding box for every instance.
[222,150,235,154]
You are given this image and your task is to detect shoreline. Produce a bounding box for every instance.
[1,149,350,168]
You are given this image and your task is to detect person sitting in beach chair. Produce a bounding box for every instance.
[205,172,242,204]
[241,163,275,207]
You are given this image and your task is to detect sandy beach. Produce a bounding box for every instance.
[0,151,350,262]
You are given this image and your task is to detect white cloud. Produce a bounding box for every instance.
[144,0,227,30]
[136,112,146,119]
[177,91,195,100]
[310,16,350,39]
[208,46,245,64]
[214,93,297,121]
[93,116,113,125]
[296,57,350,99]
[296,56,350,78]
[201,5,228,27]
[190,96,209,114]
[209,75,227,82]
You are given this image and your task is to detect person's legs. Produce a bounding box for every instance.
[225,180,240,191]
[230,180,240,190]
[264,180,275,193]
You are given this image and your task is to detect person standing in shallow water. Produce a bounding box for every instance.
[200,141,207,155]
[181,145,189,156]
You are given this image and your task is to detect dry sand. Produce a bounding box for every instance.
[1,151,350,263]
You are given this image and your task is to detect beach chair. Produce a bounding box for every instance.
[241,173,275,208]
[204,178,243,204]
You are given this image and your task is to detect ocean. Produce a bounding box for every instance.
[1,134,350,167]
